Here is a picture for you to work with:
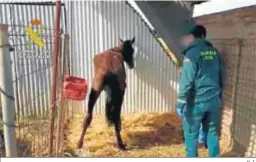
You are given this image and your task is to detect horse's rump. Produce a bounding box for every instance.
[92,51,126,91]
[93,50,124,72]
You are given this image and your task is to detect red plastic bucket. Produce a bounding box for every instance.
[63,76,88,100]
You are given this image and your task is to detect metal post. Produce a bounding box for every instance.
[55,35,63,156]
[55,34,69,156]
[63,35,70,119]
[49,0,61,157]
[0,24,17,157]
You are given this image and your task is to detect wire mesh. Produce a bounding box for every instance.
[211,38,256,156]
[0,2,68,157]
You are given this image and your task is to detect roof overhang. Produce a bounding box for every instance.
[134,1,208,63]
[189,1,208,6]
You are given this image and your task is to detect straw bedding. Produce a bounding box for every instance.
[64,112,232,157]
[16,120,49,157]
[0,120,49,157]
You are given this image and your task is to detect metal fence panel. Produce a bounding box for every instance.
[0,2,67,156]
[65,1,179,114]
[0,2,66,117]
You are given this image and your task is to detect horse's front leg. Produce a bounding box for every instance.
[77,88,101,149]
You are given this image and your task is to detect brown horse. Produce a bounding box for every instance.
[77,37,135,150]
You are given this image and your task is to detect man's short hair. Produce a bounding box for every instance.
[192,25,207,38]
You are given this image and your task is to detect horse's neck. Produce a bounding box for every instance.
[110,46,122,54]
[110,46,125,60]
[109,47,126,68]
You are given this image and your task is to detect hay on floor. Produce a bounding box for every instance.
[1,120,49,157]
[64,112,231,157]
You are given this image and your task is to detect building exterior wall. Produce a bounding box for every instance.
[195,5,256,39]
[195,6,256,156]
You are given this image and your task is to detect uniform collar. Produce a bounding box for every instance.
[181,39,213,55]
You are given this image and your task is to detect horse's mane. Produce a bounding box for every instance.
[109,46,122,54]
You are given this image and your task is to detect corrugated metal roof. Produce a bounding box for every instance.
[135,1,195,62]
[190,1,208,6]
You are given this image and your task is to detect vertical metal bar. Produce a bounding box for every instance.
[148,30,153,112]
[38,5,45,117]
[145,22,149,112]
[155,39,160,112]
[16,5,24,119]
[0,24,17,157]
[91,1,99,113]
[59,34,69,155]
[9,4,21,122]
[141,21,146,112]
[100,1,107,114]
[49,0,61,156]
[96,1,104,113]
[78,1,84,113]
[132,2,137,113]
[45,5,51,109]
[55,34,63,156]
[67,1,73,117]
[82,1,89,115]
[28,4,36,117]
[33,5,41,118]
[41,5,48,117]
[170,51,174,111]
[164,46,169,112]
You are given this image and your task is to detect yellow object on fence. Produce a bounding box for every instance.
[157,37,182,67]
[25,26,45,49]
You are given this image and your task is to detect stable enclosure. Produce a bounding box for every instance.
[0,1,255,157]
[65,1,180,114]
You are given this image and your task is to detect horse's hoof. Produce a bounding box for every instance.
[77,140,84,149]
[118,143,127,151]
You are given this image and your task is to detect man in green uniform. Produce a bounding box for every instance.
[179,24,208,146]
[176,23,223,157]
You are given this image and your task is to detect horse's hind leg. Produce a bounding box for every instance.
[77,88,101,149]
[112,90,126,150]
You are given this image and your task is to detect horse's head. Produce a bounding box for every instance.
[119,37,135,69]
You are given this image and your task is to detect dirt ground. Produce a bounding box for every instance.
[64,112,234,157]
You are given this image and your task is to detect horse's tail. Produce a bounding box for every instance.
[105,104,115,126]
[103,74,123,127]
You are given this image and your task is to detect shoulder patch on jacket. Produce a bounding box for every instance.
[183,58,191,63]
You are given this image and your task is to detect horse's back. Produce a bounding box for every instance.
[92,50,126,91]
